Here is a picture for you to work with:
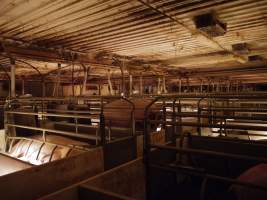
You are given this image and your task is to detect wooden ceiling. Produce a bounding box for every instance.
[0,0,267,84]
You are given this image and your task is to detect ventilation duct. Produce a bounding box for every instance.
[248,55,263,62]
[232,43,250,54]
[194,12,227,37]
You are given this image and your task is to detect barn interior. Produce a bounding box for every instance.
[1,0,267,200]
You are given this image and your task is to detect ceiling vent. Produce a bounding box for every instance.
[194,12,227,37]
[232,43,250,54]
[248,55,263,62]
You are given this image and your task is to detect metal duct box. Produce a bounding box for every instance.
[194,13,227,37]
[232,43,250,54]
[248,55,263,62]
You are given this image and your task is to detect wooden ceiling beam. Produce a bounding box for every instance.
[0,41,135,69]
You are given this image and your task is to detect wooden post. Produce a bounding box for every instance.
[139,75,143,95]
[179,78,182,93]
[53,63,61,97]
[98,84,101,95]
[42,81,46,97]
[129,74,133,96]
[216,81,220,92]
[200,80,203,93]
[22,79,25,95]
[120,64,125,96]
[71,64,74,96]
[186,77,190,92]
[81,67,88,95]
[162,76,167,93]
[157,77,161,94]
[10,58,16,98]
[107,70,114,95]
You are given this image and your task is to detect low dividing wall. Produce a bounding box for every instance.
[40,148,177,200]
[84,158,145,200]
[104,137,137,170]
[39,159,144,200]
[0,147,104,200]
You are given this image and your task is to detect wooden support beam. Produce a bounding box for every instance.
[81,66,88,96]
[98,84,101,96]
[0,42,141,69]
[139,75,143,95]
[179,78,182,94]
[120,63,125,96]
[129,74,133,96]
[157,77,161,94]
[10,58,16,98]
[200,79,203,93]
[162,76,167,93]
[42,81,46,97]
[53,63,61,97]
[22,79,25,95]
[107,70,114,95]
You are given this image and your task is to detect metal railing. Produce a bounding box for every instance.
[144,93,267,200]
[4,96,137,152]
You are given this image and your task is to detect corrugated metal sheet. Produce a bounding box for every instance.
[0,0,266,82]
